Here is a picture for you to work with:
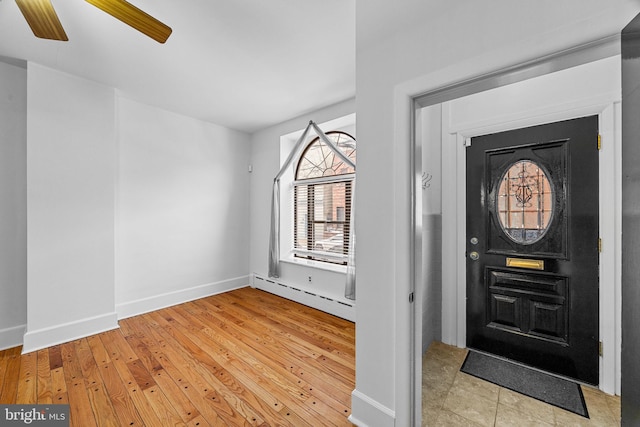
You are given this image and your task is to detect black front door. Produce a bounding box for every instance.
[466,116,600,385]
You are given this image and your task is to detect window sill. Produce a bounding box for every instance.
[281,257,348,274]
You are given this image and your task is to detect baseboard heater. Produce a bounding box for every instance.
[252,275,355,322]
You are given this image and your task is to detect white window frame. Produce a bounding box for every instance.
[292,173,355,265]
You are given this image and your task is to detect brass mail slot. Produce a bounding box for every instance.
[506,257,544,270]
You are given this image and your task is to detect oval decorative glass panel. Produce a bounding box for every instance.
[496,160,553,244]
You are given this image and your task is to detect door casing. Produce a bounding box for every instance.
[415,46,621,394]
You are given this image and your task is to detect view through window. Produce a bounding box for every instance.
[293,131,356,264]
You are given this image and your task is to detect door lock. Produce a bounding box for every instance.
[469,251,480,261]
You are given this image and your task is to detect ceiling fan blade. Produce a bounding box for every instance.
[84,0,172,43]
[15,0,68,41]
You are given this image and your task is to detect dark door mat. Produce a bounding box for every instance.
[460,350,589,418]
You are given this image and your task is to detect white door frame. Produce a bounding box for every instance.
[411,35,622,424]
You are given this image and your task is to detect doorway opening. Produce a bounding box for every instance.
[412,36,622,424]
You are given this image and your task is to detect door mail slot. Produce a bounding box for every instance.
[506,257,544,270]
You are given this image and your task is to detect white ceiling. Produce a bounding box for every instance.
[0,0,355,133]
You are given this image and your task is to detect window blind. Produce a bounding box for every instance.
[292,175,353,265]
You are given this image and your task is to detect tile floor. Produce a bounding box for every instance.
[422,341,621,426]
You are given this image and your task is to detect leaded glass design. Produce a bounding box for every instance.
[497,160,553,244]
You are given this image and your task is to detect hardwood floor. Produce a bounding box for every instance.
[0,287,356,426]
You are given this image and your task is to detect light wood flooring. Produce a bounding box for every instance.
[0,287,356,426]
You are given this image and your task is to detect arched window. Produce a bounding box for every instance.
[293,131,356,265]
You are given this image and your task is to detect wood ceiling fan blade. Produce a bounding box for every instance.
[15,0,68,41]
[84,0,172,43]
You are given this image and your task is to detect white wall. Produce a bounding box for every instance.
[15,62,251,352]
[23,64,118,353]
[352,1,640,426]
[0,60,27,350]
[115,97,251,317]
[248,99,356,309]
[419,104,442,353]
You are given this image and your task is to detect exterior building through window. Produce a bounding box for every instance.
[293,131,356,265]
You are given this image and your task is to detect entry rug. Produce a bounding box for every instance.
[460,350,589,418]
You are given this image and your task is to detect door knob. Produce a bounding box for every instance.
[469,251,479,261]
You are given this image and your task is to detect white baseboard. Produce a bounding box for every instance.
[22,312,119,354]
[252,274,355,322]
[116,275,250,320]
[0,324,26,351]
[349,389,395,427]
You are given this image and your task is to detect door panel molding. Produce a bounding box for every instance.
[487,268,569,345]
